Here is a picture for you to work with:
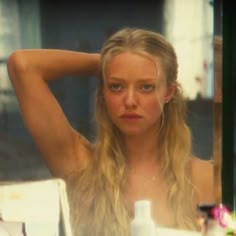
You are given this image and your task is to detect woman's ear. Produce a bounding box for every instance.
[165,84,176,103]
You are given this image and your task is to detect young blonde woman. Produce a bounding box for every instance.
[7,28,214,235]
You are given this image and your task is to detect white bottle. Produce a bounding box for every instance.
[131,200,156,236]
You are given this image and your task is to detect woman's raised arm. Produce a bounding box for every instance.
[7,49,100,178]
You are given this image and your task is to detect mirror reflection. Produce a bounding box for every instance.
[0,0,216,235]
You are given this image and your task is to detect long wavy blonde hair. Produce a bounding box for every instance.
[67,28,199,236]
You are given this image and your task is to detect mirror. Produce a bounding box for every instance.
[0,0,222,233]
[0,0,216,175]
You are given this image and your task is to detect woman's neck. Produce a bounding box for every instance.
[123,131,160,168]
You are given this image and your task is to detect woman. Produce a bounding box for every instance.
[7,27,214,235]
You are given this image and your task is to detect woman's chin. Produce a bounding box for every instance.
[119,128,146,136]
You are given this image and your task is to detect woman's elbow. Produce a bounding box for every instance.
[7,50,29,80]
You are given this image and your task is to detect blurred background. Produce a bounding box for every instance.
[0,0,219,180]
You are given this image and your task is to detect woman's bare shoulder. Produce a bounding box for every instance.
[191,157,213,172]
[190,157,215,203]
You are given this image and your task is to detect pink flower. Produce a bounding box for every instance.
[211,205,231,228]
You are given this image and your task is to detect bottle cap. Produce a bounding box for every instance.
[134,200,151,219]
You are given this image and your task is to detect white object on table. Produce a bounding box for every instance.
[0,178,73,236]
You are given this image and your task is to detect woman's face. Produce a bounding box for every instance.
[103,52,174,136]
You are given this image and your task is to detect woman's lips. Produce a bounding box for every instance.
[120,113,142,120]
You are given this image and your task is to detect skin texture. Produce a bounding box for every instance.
[103,52,173,137]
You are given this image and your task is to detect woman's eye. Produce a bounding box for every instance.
[141,84,155,92]
[109,83,123,92]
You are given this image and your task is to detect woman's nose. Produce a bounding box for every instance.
[124,88,138,108]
